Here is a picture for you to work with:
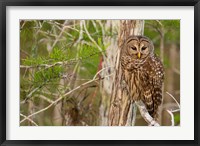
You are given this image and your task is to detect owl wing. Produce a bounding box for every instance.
[142,55,164,119]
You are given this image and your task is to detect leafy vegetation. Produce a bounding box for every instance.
[20,20,180,126]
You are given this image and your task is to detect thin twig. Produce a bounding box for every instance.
[20,50,105,69]
[83,21,106,60]
[51,20,69,51]
[166,92,180,109]
[20,113,38,126]
[20,60,72,69]
[93,66,113,80]
[20,72,113,124]
[166,110,175,126]
[21,85,44,104]
[171,109,180,113]
[97,20,105,40]
[164,92,180,126]
[34,94,54,104]
[74,20,83,46]
[91,20,99,33]
[156,20,163,27]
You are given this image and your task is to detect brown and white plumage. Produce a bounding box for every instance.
[120,35,164,120]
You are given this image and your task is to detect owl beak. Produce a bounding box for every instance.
[138,52,141,58]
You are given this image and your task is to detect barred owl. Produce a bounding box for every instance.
[121,35,164,120]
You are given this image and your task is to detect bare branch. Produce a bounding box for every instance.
[97,20,105,40]
[135,100,160,126]
[83,20,107,60]
[74,20,83,46]
[20,84,45,104]
[20,60,74,69]
[156,20,164,27]
[20,113,38,126]
[51,20,69,51]
[20,72,114,124]
[166,92,180,109]
[20,51,104,69]
[166,110,175,126]
[34,94,54,104]
[171,109,180,113]
[93,66,114,80]
[162,103,180,111]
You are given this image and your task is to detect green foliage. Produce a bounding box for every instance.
[34,66,63,83]
[145,20,180,45]
[163,56,170,68]
[23,57,45,66]
[145,20,180,68]
[41,21,52,32]
[174,112,180,126]
[20,20,180,126]
[50,47,66,61]
[23,47,68,66]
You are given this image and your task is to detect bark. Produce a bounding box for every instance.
[99,20,119,125]
[108,20,144,126]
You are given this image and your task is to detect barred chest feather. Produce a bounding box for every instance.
[123,64,145,101]
[122,55,163,101]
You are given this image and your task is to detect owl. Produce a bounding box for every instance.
[120,35,164,120]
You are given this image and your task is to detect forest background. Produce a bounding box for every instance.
[20,20,180,126]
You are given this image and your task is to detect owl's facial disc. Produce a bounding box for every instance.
[127,38,151,59]
[126,36,153,60]
[139,42,150,59]
[128,45,139,59]
[128,44,148,59]
[127,39,139,59]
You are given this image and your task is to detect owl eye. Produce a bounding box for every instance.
[141,47,147,51]
[131,47,137,50]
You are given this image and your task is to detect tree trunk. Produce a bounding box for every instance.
[108,20,144,126]
[99,20,119,126]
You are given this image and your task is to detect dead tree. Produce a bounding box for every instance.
[108,20,145,126]
[99,20,120,125]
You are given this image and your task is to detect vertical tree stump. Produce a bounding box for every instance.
[99,20,119,126]
[108,20,144,126]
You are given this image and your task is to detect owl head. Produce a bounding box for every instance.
[124,35,154,59]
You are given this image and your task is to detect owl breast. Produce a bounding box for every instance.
[122,55,164,101]
[123,63,145,101]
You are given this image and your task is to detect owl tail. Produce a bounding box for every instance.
[144,88,162,121]
[152,87,162,121]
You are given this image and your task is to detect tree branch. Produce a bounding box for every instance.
[135,100,160,126]
[165,92,180,126]
[83,20,107,60]
[20,113,38,126]
[166,109,175,126]
[166,92,180,109]
[20,72,114,124]
[20,60,76,69]
[34,94,54,104]
[20,50,105,69]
